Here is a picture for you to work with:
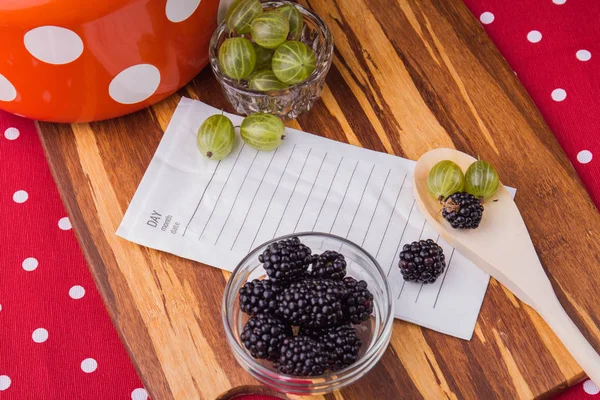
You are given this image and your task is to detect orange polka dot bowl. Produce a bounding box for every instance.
[0,0,228,122]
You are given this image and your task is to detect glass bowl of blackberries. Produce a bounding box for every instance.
[222,233,394,395]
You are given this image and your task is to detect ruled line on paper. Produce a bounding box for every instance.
[292,153,327,233]
[215,149,259,245]
[183,160,221,237]
[329,161,359,234]
[231,149,279,250]
[249,144,297,251]
[274,149,312,237]
[198,143,246,240]
[312,157,344,231]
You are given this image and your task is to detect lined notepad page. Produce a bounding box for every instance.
[118,97,515,340]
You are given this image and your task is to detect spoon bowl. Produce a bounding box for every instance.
[413,148,600,384]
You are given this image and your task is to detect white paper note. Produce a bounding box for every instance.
[117,97,516,340]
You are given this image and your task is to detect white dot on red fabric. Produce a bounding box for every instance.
[32,328,48,343]
[166,0,201,23]
[109,64,161,105]
[22,257,39,272]
[577,150,593,164]
[58,217,72,230]
[527,30,542,43]
[81,358,97,373]
[4,127,19,140]
[480,12,494,24]
[551,88,567,102]
[0,375,10,391]
[12,190,28,203]
[584,379,600,395]
[552,0,566,4]
[131,388,149,400]
[576,49,592,61]
[0,74,17,102]
[69,285,85,299]
[24,26,84,65]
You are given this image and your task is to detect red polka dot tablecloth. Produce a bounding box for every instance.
[0,0,599,399]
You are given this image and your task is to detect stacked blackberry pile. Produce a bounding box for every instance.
[238,237,373,376]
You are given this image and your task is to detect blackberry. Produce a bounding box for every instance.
[259,237,312,283]
[275,336,328,376]
[342,277,374,324]
[398,239,445,283]
[442,192,484,229]
[241,313,292,361]
[301,324,362,371]
[310,250,347,280]
[277,278,346,328]
[238,279,282,316]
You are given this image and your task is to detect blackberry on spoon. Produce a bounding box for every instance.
[442,192,484,229]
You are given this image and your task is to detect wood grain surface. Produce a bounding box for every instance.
[37,0,600,398]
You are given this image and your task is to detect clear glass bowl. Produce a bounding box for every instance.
[222,232,394,395]
[209,1,334,119]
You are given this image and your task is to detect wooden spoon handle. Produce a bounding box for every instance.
[536,293,600,385]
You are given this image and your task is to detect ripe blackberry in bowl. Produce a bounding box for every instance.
[223,232,393,394]
[239,279,282,316]
[277,278,346,328]
[301,324,362,371]
[241,313,293,361]
[442,192,484,229]
[310,250,347,280]
[342,277,374,324]
[259,236,312,283]
[399,239,446,283]
[275,336,329,376]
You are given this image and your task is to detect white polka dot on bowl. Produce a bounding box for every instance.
[24,26,84,65]
[552,0,566,4]
[166,0,201,23]
[0,74,17,102]
[109,64,161,105]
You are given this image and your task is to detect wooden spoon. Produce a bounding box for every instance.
[413,148,600,384]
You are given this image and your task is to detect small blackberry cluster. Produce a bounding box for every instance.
[442,192,484,229]
[239,238,373,376]
[398,239,446,283]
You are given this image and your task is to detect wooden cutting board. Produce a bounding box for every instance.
[37,0,600,398]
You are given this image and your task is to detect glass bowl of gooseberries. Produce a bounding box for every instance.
[222,233,394,395]
[209,0,334,120]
